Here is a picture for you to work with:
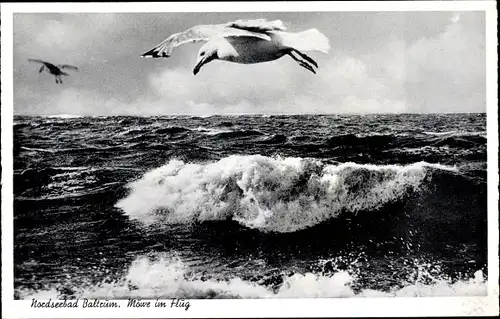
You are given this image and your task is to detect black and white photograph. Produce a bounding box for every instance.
[1,1,498,318]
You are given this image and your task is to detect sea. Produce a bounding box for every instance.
[13,113,488,299]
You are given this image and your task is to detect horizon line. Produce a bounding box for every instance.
[13,112,488,117]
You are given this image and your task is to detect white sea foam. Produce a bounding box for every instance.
[423,131,458,136]
[54,166,91,171]
[116,155,457,232]
[423,130,487,138]
[194,126,233,136]
[20,146,57,153]
[355,132,409,138]
[44,114,84,119]
[16,256,487,300]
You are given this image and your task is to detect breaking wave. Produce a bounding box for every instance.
[16,255,487,300]
[116,155,457,232]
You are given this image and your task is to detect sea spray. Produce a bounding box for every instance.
[18,255,486,300]
[116,155,457,232]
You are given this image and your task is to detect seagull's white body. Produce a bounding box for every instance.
[212,36,286,64]
[142,19,330,75]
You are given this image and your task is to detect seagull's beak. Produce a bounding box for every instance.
[193,59,205,75]
[193,55,214,75]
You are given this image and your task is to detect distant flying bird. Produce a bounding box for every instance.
[141,19,330,75]
[28,59,79,84]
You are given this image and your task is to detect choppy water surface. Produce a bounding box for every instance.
[14,113,488,299]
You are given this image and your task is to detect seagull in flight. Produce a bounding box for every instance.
[141,19,330,75]
[28,59,79,84]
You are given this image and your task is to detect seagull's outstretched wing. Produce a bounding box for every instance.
[141,19,286,58]
[227,19,287,33]
[28,58,49,65]
[58,64,79,71]
[28,59,58,69]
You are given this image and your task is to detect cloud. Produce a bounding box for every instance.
[449,12,462,24]
[15,14,121,65]
[28,49,405,116]
[141,43,407,115]
[404,12,485,112]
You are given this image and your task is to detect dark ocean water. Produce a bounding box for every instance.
[13,113,488,299]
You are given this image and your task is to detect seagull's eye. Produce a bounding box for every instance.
[200,52,205,56]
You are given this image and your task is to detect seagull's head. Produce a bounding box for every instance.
[193,43,218,75]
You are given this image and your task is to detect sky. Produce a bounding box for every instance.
[13,11,486,116]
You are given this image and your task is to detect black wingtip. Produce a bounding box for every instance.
[141,49,171,59]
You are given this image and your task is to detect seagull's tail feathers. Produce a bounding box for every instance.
[280,29,330,54]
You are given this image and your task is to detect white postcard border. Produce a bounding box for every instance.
[1,1,498,318]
